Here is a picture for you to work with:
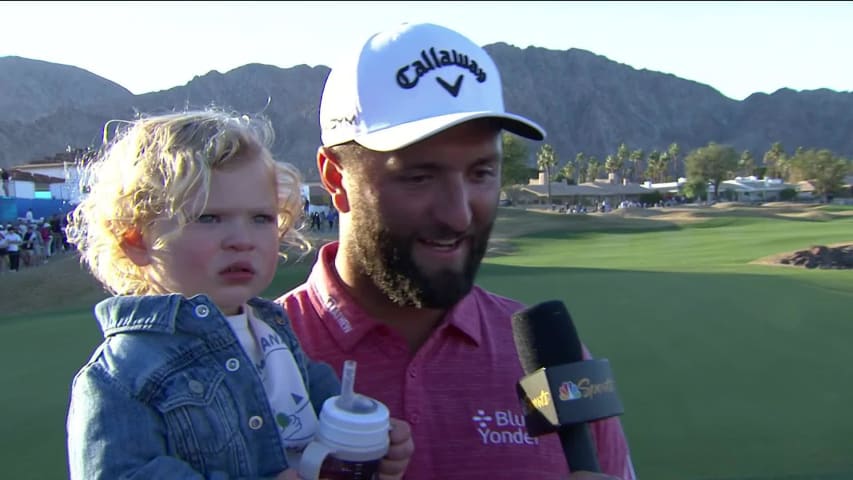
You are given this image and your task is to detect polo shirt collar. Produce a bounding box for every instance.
[306,242,483,351]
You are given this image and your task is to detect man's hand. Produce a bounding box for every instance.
[275,469,302,480]
[378,418,414,480]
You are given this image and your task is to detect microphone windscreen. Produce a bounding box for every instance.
[512,300,584,374]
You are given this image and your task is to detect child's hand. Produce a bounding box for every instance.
[378,417,414,480]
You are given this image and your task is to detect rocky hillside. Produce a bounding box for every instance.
[0,56,133,124]
[1,46,851,180]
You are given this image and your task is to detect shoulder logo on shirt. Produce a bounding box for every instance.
[471,408,539,446]
[325,296,353,334]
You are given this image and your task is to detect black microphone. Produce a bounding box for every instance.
[511,300,624,474]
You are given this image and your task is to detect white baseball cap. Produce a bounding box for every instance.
[319,22,546,152]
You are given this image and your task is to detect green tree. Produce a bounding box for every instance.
[557,162,577,184]
[762,142,786,179]
[500,133,534,187]
[682,178,708,203]
[585,158,601,183]
[685,142,739,201]
[536,143,558,204]
[778,155,793,182]
[739,150,756,177]
[790,148,850,202]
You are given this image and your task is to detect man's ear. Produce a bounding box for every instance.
[120,227,152,267]
[318,146,350,213]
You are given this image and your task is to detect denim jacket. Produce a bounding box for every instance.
[67,294,341,479]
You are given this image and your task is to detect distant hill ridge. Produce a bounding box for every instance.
[1,46,851,180]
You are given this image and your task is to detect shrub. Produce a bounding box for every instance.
[639,191,663,205]
[779,188,797,201]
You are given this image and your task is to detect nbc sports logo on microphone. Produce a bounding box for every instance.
[558,381,582,401]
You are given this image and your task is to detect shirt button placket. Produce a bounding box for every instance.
[406,363,420,424]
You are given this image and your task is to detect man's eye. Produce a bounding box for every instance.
[253,214,276,224]
[404,174,431,184]
[473,167,496,180]
[196,214,219,224]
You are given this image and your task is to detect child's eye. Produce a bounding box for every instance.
[196,214,219,224]
[253,214,276,224]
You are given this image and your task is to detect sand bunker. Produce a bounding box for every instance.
[752,243,853,269]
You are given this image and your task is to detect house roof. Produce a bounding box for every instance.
[720,179,794,192]
[797,181,817,193]
[14,162,69,170]
[520,180,653,197]
[798,176,853,192]
[13,148,95,169]
[7,169,66,184]
[586,180,654,195]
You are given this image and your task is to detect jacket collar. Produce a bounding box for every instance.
[95,294,285,338]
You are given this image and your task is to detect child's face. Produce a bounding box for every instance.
[140,153,280,315]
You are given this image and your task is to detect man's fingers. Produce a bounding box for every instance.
[378,458,409,479]
[388,418,411,444]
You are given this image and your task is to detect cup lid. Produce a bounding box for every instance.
[317,394,390,454]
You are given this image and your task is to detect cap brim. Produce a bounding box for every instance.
[353,111,546,152]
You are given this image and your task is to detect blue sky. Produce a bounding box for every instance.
[1,1,850,100]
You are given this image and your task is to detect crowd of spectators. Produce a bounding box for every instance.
[0,209,70,273]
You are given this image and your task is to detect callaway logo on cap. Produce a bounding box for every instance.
[320,22,546,152]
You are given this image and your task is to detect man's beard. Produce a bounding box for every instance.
[347,209,492,310]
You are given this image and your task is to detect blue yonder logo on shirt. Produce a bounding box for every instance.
[471,408,539,446]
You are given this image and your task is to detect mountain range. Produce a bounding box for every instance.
[1,44,851,181]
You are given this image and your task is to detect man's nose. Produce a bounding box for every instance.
[433,176,473,232]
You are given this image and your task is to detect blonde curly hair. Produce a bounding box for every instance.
[66,109,309,295]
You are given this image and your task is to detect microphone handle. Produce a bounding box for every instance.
[559,423,601,473]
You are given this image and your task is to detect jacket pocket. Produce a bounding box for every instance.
[152,366,248,474]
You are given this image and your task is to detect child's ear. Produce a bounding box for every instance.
[120,227,152,266]
[318,146,349,213]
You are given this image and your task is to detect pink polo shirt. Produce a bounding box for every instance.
[277,242,635,479]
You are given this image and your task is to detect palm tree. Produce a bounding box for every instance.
[763,142,786,179]
[536,143,558,205]
[629,149,644,183]
[739,150,755,177]
[667,142,680,179]
[616,143,630,180]
[645,150,668,183]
